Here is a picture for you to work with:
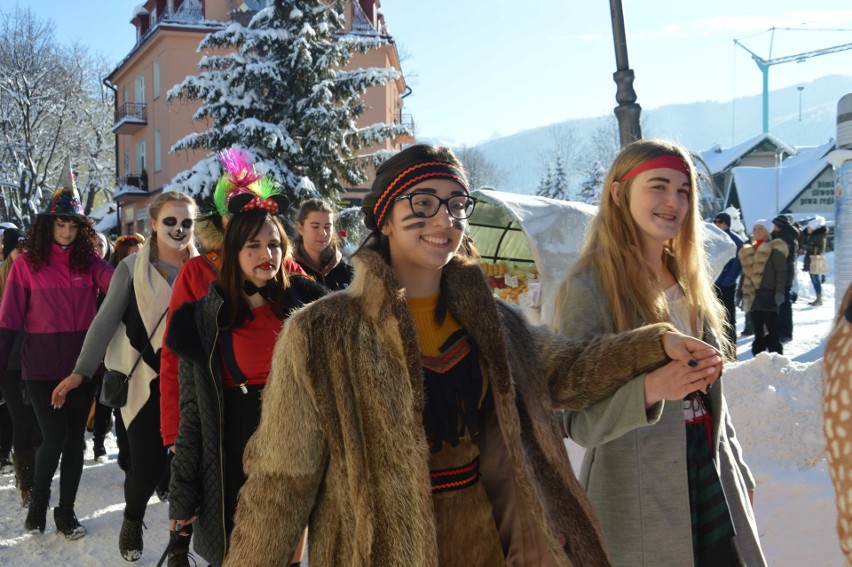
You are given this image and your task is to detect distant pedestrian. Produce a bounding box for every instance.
[802,216,828,306]
[739,220,787,355]
[712,212,743,350]
[771,215,799,342]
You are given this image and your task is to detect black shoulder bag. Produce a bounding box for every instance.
[100,309,168,409]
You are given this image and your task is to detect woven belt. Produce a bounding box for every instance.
[430,457,480,493]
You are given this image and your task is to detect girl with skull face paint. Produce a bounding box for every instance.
[55,191,199,562]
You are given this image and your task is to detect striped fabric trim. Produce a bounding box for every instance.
[430,457,480,493]
[421,335,472,374]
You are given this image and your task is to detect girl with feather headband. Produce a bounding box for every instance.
[163,149,322,567]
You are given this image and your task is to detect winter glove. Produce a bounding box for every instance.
[775,293,785,307]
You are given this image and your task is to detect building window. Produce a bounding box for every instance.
[135,73,145,104]
[151,7,157,25]
[123,150,130,177]
[136,139,147,176]
[154,129,162,173]
[153,58,160,99]
[122,85,128,104]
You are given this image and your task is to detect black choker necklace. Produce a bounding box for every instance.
[242,280,277,302]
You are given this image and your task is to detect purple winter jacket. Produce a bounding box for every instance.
[0,242,113,381]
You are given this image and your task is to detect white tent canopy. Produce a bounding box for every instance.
[469,189,735,325]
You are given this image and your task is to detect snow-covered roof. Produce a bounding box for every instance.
[699,133,797,175]
[113,185,150,199]
[132,4,149,18]
[730,140,835,229]
[94,213,119,233]
[88,203,116,221]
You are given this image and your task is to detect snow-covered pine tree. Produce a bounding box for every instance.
[536,163,554,199]
[551,154,569,200]
[576,159,605,205]
[167,0,409,203]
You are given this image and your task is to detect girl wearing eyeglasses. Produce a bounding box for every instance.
[54,192,198,562]
[223,144,722,566]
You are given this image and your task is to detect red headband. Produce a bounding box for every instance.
[619,155,690,182]
[373,162,468,227]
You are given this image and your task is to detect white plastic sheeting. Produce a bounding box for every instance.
[469,189,736,326]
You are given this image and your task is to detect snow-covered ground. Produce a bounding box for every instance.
[0,255,845,566]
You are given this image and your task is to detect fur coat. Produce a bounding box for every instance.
[224,249,679,567]
[738,239,788,312]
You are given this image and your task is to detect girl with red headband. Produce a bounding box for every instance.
[554,139,765,566]
[164,150,324,567]
[223,143,723,565]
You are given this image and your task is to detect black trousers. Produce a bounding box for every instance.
[713,284,737,350]
[90,373,114,442]
[0,371,41,453]
[777,287,793,340]
[122,378,168,520]
[0,402,12,454]
[751,310,783,355]
[27,380,93,508]
[222,385,263,536]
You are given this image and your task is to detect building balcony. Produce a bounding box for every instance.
[112,103,147,134]
[349,1,388,36]
[115,173,149,197]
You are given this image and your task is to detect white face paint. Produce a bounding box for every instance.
[153,202,195,252]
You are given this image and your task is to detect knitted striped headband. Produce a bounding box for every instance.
[373,162,469,227]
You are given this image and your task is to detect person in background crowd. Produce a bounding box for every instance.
[223,143,721,566]
[555,139,763,567]
[113,234,144,264]
[739,220,788,356]
[293,198,353,290]
[0,228,43,507]
[802,215,828,307]
[771,214,799,342]
[823,281,852,564]
[55,192,198,563]
[167,151,324,567]
[0,168,113,539]
[712,212,743,352]
[87,231,116,463]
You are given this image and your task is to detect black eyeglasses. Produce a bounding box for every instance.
[393,192,478,220]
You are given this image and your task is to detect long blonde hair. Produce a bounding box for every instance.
[572,139,731,356]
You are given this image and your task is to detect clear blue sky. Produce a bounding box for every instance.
[19,0,852,146]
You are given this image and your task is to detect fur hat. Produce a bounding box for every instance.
[772,214,793,229]
[753,219,774,234]
[44,160,85,217]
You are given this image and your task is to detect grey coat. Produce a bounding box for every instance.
[553,268,766,567]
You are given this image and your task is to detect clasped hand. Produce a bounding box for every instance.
[647,332,724,408]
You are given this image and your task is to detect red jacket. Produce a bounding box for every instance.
[159,252,306,446]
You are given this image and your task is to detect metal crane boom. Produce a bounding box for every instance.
[734,33,852,133]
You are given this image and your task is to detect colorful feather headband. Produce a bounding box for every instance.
[213,148,288,216]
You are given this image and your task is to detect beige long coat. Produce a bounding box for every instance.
[224,249,677,566]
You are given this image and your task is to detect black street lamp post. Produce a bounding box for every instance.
[609,0,642,147]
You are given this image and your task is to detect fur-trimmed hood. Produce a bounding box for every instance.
[224,248,676,566]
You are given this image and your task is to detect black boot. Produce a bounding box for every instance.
[54,505,86,540]
[12,448,35,508]
[24,490,49,533]
[119,513,145,561]
[93,437,107,463]
[167,531,194,567]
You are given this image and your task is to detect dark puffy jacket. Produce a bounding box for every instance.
[771,220,799,288]
[166,276,326,566]
[802,226,827,273]
[715,230,744,288]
